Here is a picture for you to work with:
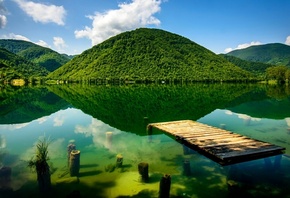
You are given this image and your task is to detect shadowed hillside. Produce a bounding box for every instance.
[227,43,290,67]
[0,39,70,72]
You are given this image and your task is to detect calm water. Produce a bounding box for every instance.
[0,83,290,198]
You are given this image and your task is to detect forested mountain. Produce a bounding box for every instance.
[0,39,70,71]
[219,54,274,76]
[227,43,290,67]
[0,48,49,80]
[48,28,253,82]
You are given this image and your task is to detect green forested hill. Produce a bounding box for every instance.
[49,28,253,81]
[219,54,274,76]
[0,39,70,71]
[227,43,290,67]
[0,48,49,80]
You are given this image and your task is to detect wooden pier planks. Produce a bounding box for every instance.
[148,120,285,165]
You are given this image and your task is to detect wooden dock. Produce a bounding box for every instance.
[147,120,285,165]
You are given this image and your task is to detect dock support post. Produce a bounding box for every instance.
[138,162,149,182]
[116,154,123,168]
[69,150,80,177]
[67,142,76,166]
[106,132,113,150]
[183,159,191,176]
[159,174,171,198]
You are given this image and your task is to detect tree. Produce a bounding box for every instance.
[266,65,289,84]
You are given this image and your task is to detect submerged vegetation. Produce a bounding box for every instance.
[28,136,52,192]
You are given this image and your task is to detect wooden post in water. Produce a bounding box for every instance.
[106,132,113,150]
[183,159,191,176]
[138,162,149,182]
[159,174,171,198]
[67,142,76,166]
[220,123,226,129]
[116,154,123,168]
[69,150,80,176]
[145,117,153,142]
[183,145,191,155]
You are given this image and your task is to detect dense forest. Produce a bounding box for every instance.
[1,28,290,84]
[0,48,49,81]
[227,43,290,67]
[0,39,70,72]
[219,54,274,77]
[48,28,253,82]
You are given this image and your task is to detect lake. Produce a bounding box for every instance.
[0,83,290,198]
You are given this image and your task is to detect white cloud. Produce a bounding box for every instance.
[13,0,66,25]
[224,41,262,53]
[36,40,50,48]
[0,32,30,41]
[224,48,233,53]
[285,36,290,46]
[53,116,64,126]
[53,36,67,52]
[75,0,162,46]
[0,14,6,28]
[0,123,29,131]
[0,0,8,28]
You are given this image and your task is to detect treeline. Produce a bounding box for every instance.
[0,39,70,72]
[0,48,49,82]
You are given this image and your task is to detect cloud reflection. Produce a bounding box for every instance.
[37,116,48,124]
[53,115,65,126]
[75,118,119,149]
[225,110,261,123]
[0,123,29,131]
[21,137,65,161]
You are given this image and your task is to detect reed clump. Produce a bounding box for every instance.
[28,136,52,192]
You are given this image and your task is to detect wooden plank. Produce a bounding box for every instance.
[216,145,285,160]
[185,133,243,141]
[148,120,285,165]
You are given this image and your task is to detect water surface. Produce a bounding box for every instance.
[0,83,290,197]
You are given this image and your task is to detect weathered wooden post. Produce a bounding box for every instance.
[106,132,113,150]
[159,174,171,198]
[183,145,191,155]
[244,116,251,126]
[67,142,76,166]
[145,118,153,142]
[220,123,226,129]
[69,150,80,176]
[138,162,149,182]
[116,154,123,168]
[183,159,191,176]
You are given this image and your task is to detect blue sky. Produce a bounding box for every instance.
[0,0,290,55]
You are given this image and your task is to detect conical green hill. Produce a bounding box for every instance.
[48,28,253,81]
